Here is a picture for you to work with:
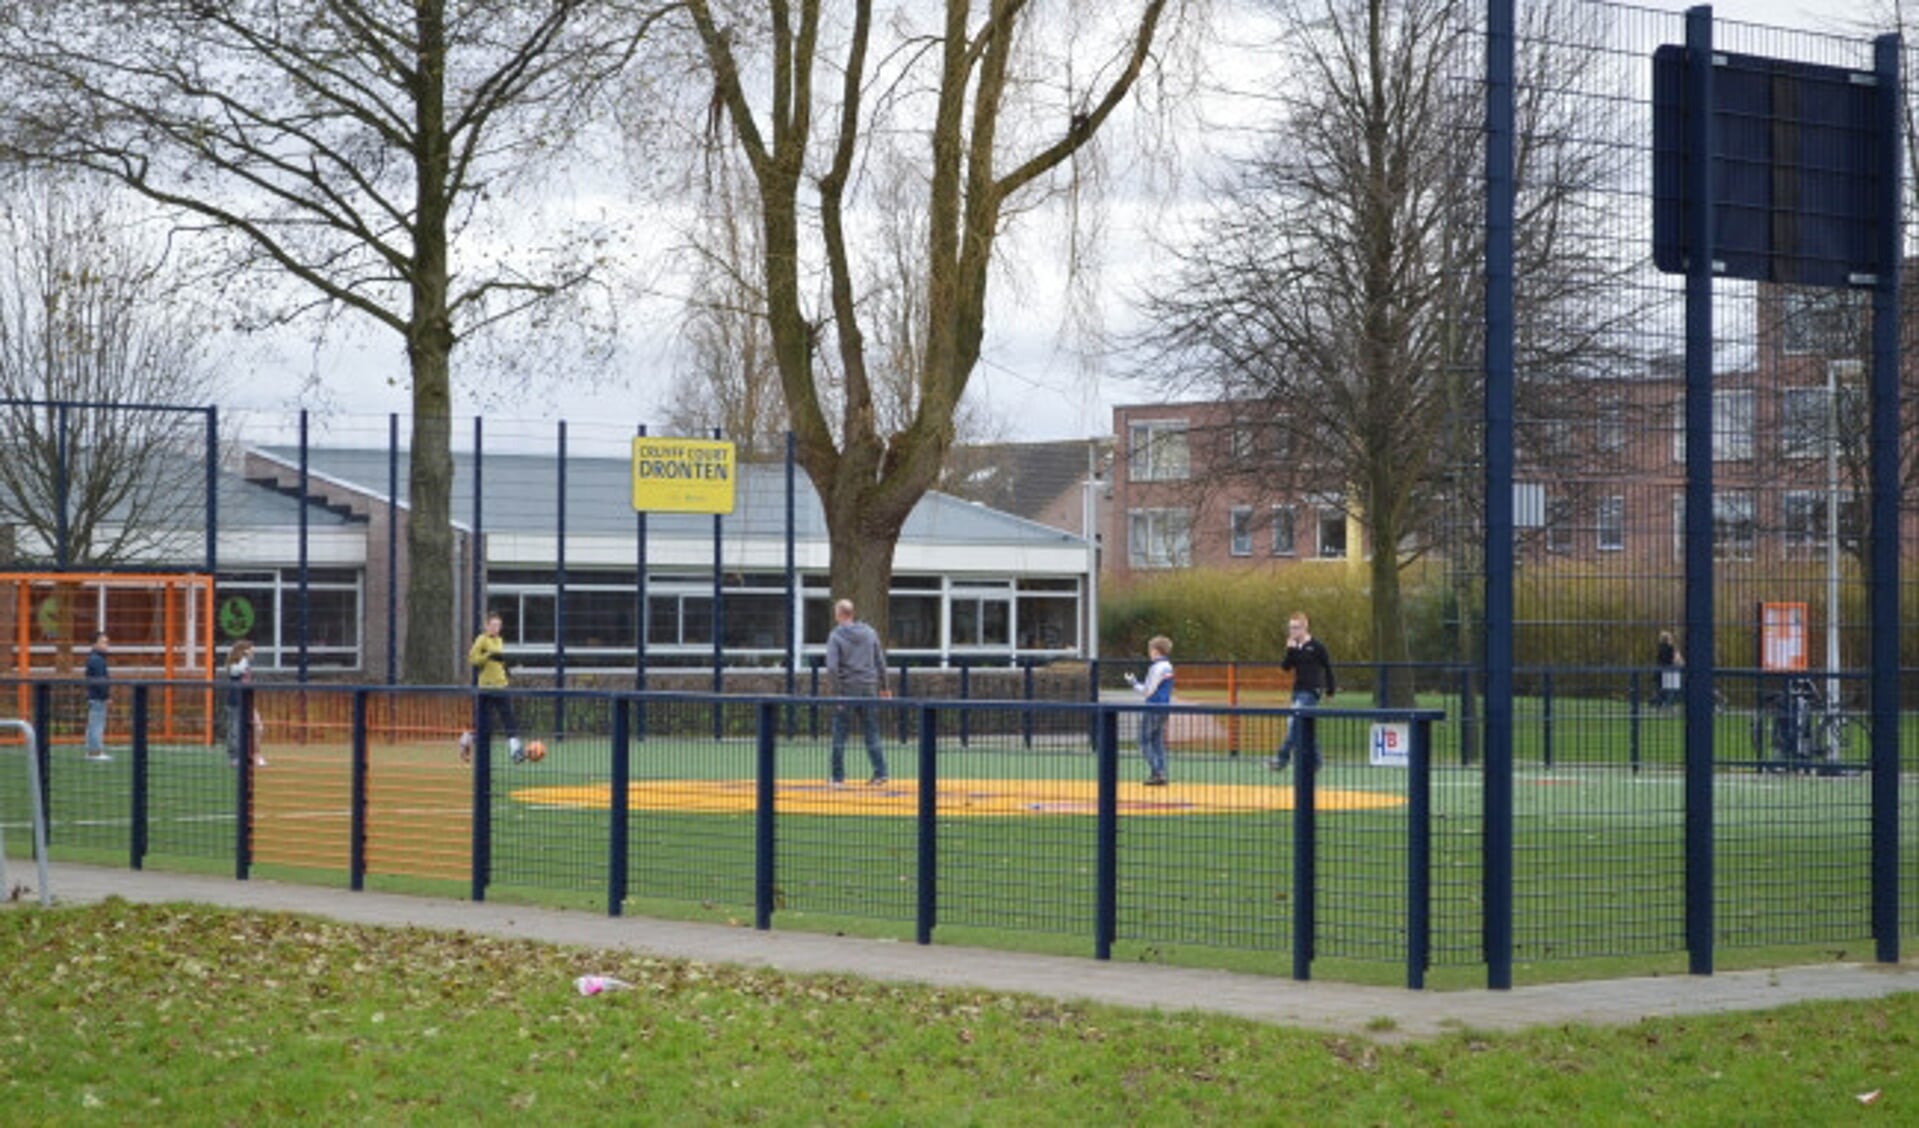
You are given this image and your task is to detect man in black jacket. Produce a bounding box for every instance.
[1272,612,1334,772]
[84,632,112,761]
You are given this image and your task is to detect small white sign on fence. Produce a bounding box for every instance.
[1369,723,1410,768]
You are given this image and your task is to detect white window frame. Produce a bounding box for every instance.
[1271,504,1296,556]
[1597,495,1624,552]
[1670,389,1755,463]
[1126,419,1190,482]
[1127,507,1193,569]
[1315,505,1346,560]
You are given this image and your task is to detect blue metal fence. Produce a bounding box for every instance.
[6,675,1915,988]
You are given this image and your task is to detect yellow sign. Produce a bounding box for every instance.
[630,437,737,514]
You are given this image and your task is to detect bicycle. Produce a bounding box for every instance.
[1751,677,1862,774]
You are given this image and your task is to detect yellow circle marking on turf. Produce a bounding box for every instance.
[510,778,1405,816]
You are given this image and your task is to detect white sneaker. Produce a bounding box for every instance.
[508,737,524,764]
[254,755,268,767]
[86,751,112,762]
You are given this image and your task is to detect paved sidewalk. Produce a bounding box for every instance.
[13,862,1917,1041]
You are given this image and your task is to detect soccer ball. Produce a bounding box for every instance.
[524,740,546,763]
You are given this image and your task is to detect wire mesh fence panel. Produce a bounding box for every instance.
[623,697,759,913]
[1714,772,1874,948]
[1427,763,1485,968]
[1114,703,1294,954]
[930,705,1099,939]
[362,690,472,887]
[35,682,128,858]
[1510,764,1688,960]
[247,685,350,877]
[481,689,608,899]
[1310,715,1419,963]
[771,698,917,925]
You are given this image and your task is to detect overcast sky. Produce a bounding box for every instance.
[217,0,1879,449]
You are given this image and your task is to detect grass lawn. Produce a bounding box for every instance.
[1,901,1912,1125]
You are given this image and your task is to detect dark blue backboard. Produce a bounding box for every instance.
[1654,46,1884,287]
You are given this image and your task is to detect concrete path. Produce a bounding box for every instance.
[11,862,1917,1041]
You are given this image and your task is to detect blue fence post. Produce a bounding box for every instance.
[350,690,368,891]
[895,663,910,743]
[1407,716,1432,990]
[1629,671,1642,775]
[1483,0,1517,991]
[754,699,778,931]
[387,414,399,686]
[608,698,631,918]
[236,686,255,881]
[298,409,310,683]
[1292,707,1317,981]
[1681,3,1718,980]
[31,683,50,845]
[1087,658,1101,752]
[130,685,148,870]
[916,705,938,945]
[1022,662,1035,750]
[1094,707,1119,960]
[1869,32,1903,966]
[1541,670,1554,771]
[470,692,491,903]
[958,664,971,748]
[556,419,568,740]
[1458,666,1476,767]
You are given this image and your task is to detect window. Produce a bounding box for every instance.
[1546,496,1573,555]
[950,596,1011,648]
[1229,506,1253,556]
[1671,389,1755,462]
[1271,504,1296,556]
[1316,506,1346,559]
[1784,490,1864,559]
[1597,401,1627,454]
[1597,496,1624,552]
[1781,287,1866,356]
[217,568,362,670]
[1229,422,1256,462]
[1017,593,1078,650]
[1713,492,1756,561]
[1127,508,1193,569]
[888,594,940,649]
[1779,388,1829,460]
[1126,420,1189,482]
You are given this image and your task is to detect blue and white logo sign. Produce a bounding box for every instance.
[1369,723,1410,768]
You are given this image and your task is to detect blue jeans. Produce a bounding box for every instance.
[1276,689,1320,767]
[830,687,888,781]
[1138,711,1168,777]
[86,698,108,754]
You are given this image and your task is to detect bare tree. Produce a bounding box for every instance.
[0,178,219,569]
[681,0,1184,642]
[1135,0,1644,691]
[667,149,790,459]
[0,1,662,682]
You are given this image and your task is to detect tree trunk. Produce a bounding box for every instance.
[1369,510,1415,708]
[400,0,458,686]
[824,500,905,653]
[404,404,456,684]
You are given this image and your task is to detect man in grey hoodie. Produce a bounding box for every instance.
[825,599,891,786]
